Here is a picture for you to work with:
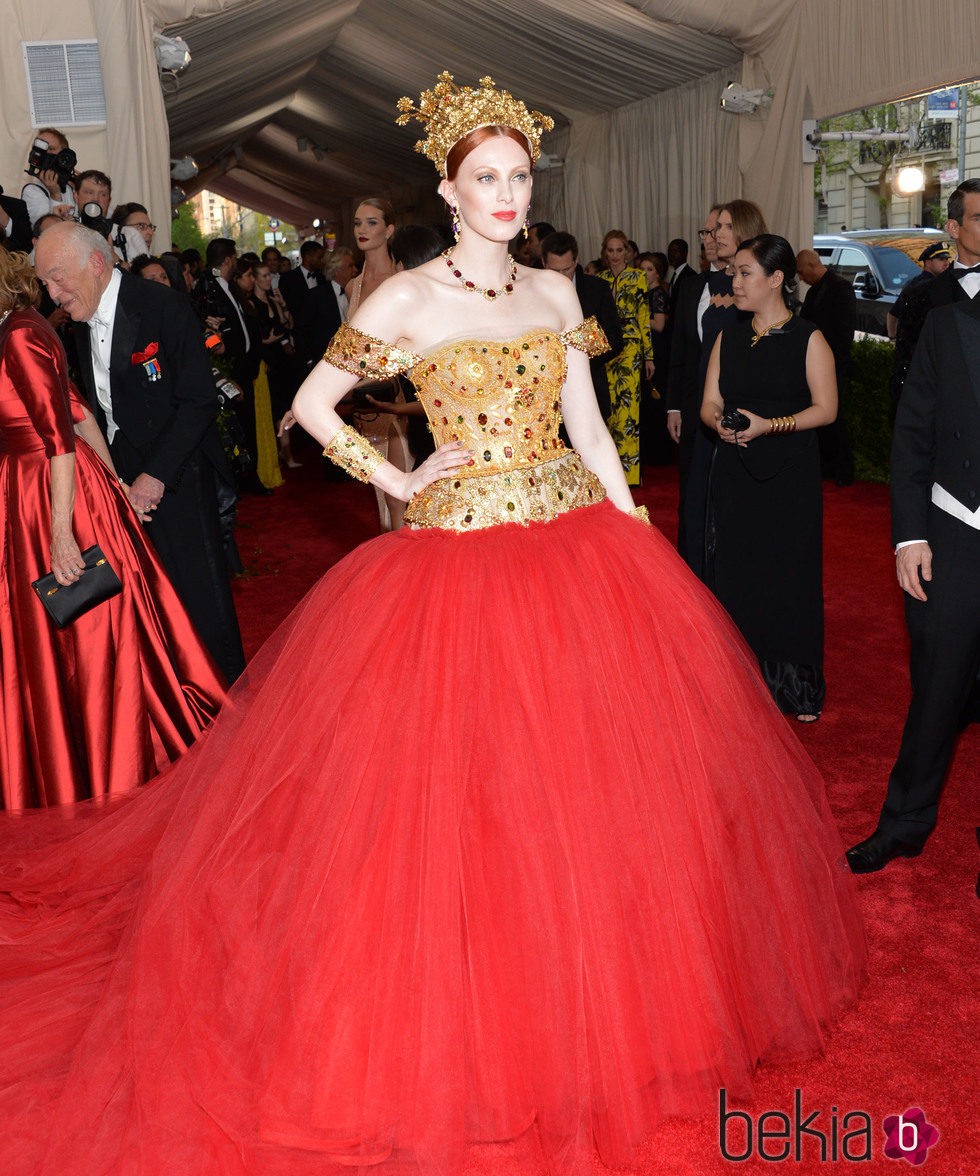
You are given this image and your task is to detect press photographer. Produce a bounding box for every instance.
[74,172,148,266]
[21,128,77,223]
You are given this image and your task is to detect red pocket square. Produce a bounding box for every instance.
[131,342,160,365]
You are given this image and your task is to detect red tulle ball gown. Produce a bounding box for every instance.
[0,309,224,809]
[0,320,865,1175]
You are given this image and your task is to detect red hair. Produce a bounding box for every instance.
[445,126,531,180]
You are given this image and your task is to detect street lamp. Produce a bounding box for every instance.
[895,165,925,195]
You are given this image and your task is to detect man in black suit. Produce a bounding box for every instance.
[797,248,857,485]
[0,189,32,254]
[35,221,245,683]
[279,239,342,372]
[666,204,724,572]
[666,238,697,310]
[199,237,269,497]
[846,179,980,875]
[540,230,623,421]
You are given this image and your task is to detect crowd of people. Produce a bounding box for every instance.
[0,79,975,1173]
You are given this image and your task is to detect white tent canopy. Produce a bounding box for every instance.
[4,1,978,253]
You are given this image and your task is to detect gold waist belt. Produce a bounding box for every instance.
[404,451,606,532]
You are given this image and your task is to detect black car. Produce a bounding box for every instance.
[812,231,945,337]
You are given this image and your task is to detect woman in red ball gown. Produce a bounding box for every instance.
[0,76,864,1176]
[0,250,224,809]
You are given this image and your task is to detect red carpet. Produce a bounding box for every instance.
[232,462,978,1175]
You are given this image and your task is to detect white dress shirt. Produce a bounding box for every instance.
[88,268,123,442]
[332,279,349,321]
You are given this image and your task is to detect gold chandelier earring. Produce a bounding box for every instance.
[451,205,461,241]
[523,212,530,239]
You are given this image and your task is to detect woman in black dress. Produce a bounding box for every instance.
[701,234,838,721]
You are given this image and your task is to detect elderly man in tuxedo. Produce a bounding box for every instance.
[846,179,980,875]
[34,221,245,683]
[540,230,623,421]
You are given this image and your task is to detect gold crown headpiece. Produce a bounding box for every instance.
[396,72,554,177]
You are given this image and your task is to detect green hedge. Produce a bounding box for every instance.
[847,337,895,483]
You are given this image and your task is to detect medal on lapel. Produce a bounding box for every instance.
[131,341,162,381]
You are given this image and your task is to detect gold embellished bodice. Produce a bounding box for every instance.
[324,320,609,530]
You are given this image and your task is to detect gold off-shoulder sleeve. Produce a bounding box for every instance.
[323,323,422,377]
[559,316,609,358]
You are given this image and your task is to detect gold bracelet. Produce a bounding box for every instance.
[629,505,651,525]
[323,424,386,483]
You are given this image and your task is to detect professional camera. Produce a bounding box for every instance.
[79,200,113,239]
[720,409,751,432]
[25,138,77,191]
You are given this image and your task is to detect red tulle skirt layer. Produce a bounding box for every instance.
[0,501,865,1175]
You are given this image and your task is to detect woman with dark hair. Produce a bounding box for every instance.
[252,260,299,468]
[129,254,171,285]
[0,247,225,809]
[0,81,862,1176]
[231,257,282,489]
[636,250,671,464]
[701,233,838,720]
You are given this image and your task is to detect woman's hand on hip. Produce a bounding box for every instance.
[395,442,471,502]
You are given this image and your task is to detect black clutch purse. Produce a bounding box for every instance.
[31,544,122,629]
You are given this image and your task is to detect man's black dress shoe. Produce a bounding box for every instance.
[845,830,924,874]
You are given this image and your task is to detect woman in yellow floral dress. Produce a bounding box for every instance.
[599,229,653,484]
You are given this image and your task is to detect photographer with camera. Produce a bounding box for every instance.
[21,128,77,224]
[72,172,147,267]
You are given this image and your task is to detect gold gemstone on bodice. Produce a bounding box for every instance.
[324,320,609,531]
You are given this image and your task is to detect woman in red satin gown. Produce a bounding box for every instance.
[0,80,863,1176]
[0,253,225,809]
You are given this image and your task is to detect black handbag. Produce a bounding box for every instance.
[31,544,122,629]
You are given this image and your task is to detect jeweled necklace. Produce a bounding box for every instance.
[750,312,793,347]
[443,249,517,301]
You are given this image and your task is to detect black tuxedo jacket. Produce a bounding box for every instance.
[279,267,342,367]
[206,279,254,384]
[925,265,971,311]
[574,270,623,419]
[668,262,698,312]
[0,194,32,254]
[75,273,223,488]
[891,297,980,544]
[666,270,709,415]
[800,269,856,377]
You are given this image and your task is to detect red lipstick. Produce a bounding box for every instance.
[492,211,517,221]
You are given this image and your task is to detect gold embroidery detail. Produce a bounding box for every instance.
[323,324,421,379]
[404,452,605,531]
[323,424,386,483]
[559,316,609,357]
[411,329,571,474]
